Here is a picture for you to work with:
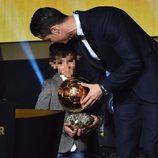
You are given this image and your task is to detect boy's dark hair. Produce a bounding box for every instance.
[30,7,68,37]
[49,40,79,60]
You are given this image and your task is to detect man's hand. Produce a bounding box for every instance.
[80,83,103,109]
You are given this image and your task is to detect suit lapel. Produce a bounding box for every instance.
[76,11,102,58]
[74,10,105,70]
[77,40,104,70]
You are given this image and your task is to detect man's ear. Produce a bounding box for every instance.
[50,25,60,34]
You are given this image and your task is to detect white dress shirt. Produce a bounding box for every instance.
[73,13,100,61]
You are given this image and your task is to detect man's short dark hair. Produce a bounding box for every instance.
[30,7,68,37]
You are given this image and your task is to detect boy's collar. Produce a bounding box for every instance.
[60,74,67,81]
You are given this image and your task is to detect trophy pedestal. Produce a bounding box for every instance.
[66,112,94,129]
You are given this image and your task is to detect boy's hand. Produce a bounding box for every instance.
[76,115,100,136]
[87,115,100,130]
[64,123,77,138]
[64,115,100,137]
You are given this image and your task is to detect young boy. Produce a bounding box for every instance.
[35,41,104,158]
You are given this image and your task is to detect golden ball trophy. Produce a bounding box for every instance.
[58,76,94,129]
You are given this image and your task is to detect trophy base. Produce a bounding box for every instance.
[66,113,94,129]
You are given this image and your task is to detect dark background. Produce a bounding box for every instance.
[0,59,54,109]
[0,41,54,109]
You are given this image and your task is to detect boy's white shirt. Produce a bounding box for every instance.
[60,74,68,81]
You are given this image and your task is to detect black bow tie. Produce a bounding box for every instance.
[73,35,86,42]
[78,35,86,40]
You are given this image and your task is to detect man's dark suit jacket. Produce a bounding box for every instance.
[75,6,158,103]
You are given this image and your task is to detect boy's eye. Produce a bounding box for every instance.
[57,61,62,64]
[68,60,73,63]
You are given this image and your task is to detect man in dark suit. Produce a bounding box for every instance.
[30,7,158,158]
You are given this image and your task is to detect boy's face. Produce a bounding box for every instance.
[49,53,76,78]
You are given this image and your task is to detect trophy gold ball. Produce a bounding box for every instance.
[58,76,89,112]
